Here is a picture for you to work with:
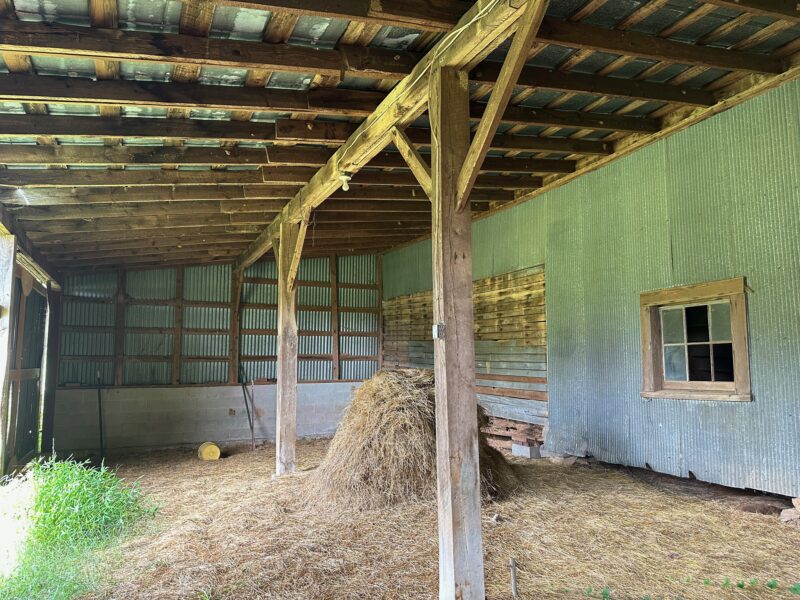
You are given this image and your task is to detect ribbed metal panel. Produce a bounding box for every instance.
[182,333,229,357]
[126,268,177,300]
[298,334,332,355]
[123,361,171,385]
[124,333,173,356]
[62,300,114,327]
[297,310,331,331]
[340,360,378,380]
[298,359,333,381]
[339,311,378,333]
[183,263,231,302]
[241,333,277,356]
[338,255,376,285]
[297,256,330,282]
[298,285,330,306]
[63,272,117,299]
[61,331,114,356]
[125,304,175,328]
[340,335,377,356]
[244,259,277,279]
[242,282,277,304]
[241,307,277,329]
[180,361,228,384]
[241,360,276,381]
[338,287,378,308]
[381,80,800,497]
[59,360,113,386]
[183,306,230,330]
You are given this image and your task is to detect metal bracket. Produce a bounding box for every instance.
[432,323,446,340]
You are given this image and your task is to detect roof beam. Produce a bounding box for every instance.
[0,144,576,173]
[0,168,542,189]
[0,8,784,75]
[0,185,511,206]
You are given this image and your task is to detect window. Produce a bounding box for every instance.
[640,278,751,401]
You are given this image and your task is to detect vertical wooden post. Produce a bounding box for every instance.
[0,234,16,474]
[5,268,26,468]
[329,254,340,381]
[429,66,485,600]
[229,268,244,384]
[275,222,300,475]
[172,266,183,384]
[113,269,126,386]
[376,254,384,370]
[40,283,61,454]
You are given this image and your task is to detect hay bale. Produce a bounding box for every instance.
[197,442,221,461]
[306,369,517,509]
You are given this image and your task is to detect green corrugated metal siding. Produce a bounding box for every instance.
[382,79,800,497]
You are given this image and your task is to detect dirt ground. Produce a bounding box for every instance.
[87,440,800,600]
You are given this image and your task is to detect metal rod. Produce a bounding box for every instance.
[96,370,105,462]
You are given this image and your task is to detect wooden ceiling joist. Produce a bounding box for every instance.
[0,11,783,80]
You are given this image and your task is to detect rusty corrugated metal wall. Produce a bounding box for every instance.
[382,79,800,497]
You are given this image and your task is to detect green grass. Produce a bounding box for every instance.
[0,457,155,600]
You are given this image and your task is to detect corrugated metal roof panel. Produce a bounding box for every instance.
[298,359,333,381]
[64,272,117,299]
[338,311,378,333]
[184,263,232,302]
[241,307,277,330]
[241,360,276,381]
[125,332,173,356]
[297,256,330,282]
[63,300,115,327]
[61,331,114,356]
[337,255,377,285]
[182,333,229,357]
[126,268,177,300]
[298,334,332,355]
[241,333,277,356]
[338,288,378,308]
[297,310,331,331]
[123,360,171,385]
[59,359,114,386]
[340,360,378,380]
[180,360,227,384]
[125,304,175,328]
[340,335,377,356]
[183,306,230,330]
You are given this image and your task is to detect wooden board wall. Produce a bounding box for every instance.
[383,265,548,426]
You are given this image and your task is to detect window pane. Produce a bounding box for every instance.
[687,344,712,381]
[664,345,687,381]
[685,305,710,343]
[713,343,734,382]
[710,302,732,342]
[661,308,685,344]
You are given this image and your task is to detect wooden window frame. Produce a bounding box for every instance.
[640,277,751,402]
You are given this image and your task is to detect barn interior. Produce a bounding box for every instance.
[0,0,799,598]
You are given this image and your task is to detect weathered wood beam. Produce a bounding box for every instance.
[0,21,417,81]
[429,66,484,599]
[471,104,660,133]
[275,220,300,475]
[0,185,513,206]
[233,0,565,270]
[0,144,575,174]
[0,168,542,189]
[39,283,61,454]
[0,74,384,118]
[390,127,432,198]
[457,0,548,209]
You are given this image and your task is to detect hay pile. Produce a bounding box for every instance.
[305,369,517,509]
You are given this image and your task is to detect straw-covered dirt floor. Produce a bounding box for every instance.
[87,440,800,600]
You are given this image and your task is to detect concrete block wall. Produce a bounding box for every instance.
[52,382,359,452]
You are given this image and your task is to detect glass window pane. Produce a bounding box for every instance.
[713,343,734,382]
[685,305,710,343]
[661,308,685,344]
[688,344,712,381]
[710,302,732,342]
[664,345,687,381]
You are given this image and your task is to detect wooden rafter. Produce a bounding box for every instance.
[456,0,548,209]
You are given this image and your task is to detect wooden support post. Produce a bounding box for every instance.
[40,283,61,454]
[275,221,301,475]
[113,269,126,386]
[5,271,28,467]
[172,266,183,384]
[376,254,384,370]
[329,254,340,381]
[0,234,16,474]
[429,66,485,600]
[229,268,244,384]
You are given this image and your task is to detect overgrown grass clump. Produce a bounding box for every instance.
[0,457,155,600]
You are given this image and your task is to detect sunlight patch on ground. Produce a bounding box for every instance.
[0,474,33,579]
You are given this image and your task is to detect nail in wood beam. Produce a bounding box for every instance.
[275,220,301,475]
[456,0,548,210]
[391,126,432,198]
[430,66,484,600]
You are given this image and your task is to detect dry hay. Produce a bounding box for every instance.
[89,440,800,600]
[304,368,517,509]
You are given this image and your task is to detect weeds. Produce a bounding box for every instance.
[0,456,155,600]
